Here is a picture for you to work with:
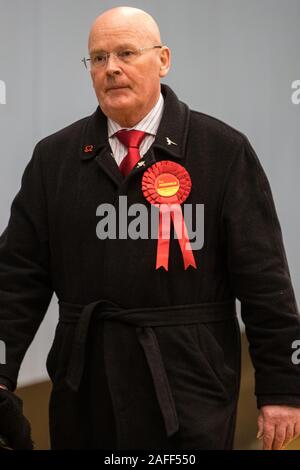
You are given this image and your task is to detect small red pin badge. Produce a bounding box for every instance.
[84,145,94,153]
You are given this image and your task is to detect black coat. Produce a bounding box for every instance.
[0,84,300,449]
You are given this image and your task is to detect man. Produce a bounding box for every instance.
[1,6,300,450]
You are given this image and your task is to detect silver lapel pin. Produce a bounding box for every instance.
[137,160,146,168]
[166,137,178,146]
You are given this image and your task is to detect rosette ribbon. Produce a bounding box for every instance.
[142,161,197,271]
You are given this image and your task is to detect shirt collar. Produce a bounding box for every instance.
[107,92,164,138]
[80,84,190,162]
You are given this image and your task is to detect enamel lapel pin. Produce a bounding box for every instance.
[166,137,178,146]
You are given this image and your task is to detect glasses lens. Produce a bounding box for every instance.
[83,46,160,70]
[117,49,138,63]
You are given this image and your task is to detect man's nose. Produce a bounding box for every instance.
[105,53,122,75]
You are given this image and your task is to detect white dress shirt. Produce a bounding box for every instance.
[107,93,164,166]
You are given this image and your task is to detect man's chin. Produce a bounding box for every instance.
[107,88,131,101]
[103,95,134,113]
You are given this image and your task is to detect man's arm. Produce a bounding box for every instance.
[221,136,300,449]
[0,142,53,388]
[0,142,53,449]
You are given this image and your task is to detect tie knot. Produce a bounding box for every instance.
[115,129,146,149]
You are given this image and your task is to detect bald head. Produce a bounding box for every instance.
[88,7,162,51]
[87,6,170,128]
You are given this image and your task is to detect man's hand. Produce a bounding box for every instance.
[257,405,300,450]
[0,388,33,449]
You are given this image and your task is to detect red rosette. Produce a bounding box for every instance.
[142,160,192,206]
[142,161,197,271]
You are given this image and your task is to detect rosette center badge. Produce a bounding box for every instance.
[155,173,180,197]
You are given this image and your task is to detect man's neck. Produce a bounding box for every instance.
[108,93,162,129]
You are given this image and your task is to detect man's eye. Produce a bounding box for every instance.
[92,55,106,64]
[118,50,136,59]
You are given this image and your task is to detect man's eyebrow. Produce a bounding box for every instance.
[89,49,107,55]
[89,44,137,55]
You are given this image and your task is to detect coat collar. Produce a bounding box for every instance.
[79,84,190,162]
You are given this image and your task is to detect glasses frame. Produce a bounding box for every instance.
[81,45,163,70]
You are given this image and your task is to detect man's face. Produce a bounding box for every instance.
[88,24,170,126]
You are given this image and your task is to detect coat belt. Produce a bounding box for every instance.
[58,298,236,438]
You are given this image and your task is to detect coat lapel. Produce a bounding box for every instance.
[78,84,191,187]
[152,84,190,163]
[95,149,123,187]
[79,106,123,186]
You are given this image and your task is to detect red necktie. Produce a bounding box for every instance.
[115,129,146,177]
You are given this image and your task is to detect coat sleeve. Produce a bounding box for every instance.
[0,142,53,390]
[220,136,300,407]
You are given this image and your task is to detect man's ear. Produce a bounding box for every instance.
[159,47,171,78]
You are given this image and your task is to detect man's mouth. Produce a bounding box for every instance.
[106,86,128,92]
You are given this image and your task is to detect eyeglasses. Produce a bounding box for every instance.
[82,45,162,71]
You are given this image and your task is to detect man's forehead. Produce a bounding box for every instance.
[89,26,147,50]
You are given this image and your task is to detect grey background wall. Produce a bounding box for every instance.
[0,0,299,385]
